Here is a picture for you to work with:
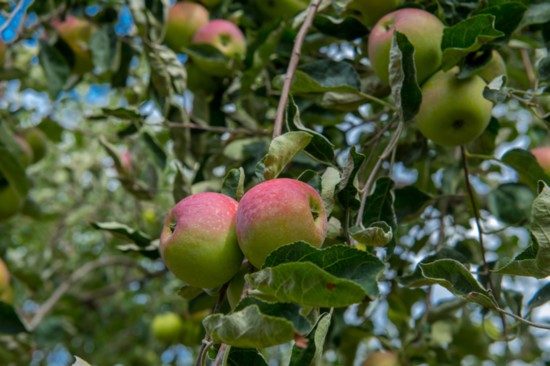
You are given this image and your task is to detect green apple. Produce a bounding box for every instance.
[151,312,184,343]
[52,16,96,74]
[0,258,14,304]
[21,128,48,164]
[367,8,444,85]
[160,192,243,288]
[0,182,24,222]
[415,68,493,147]
[251,0,309,20]
[531,147,550,174]
[477,50,507,83]
[362,351,400,366]
[165,1,209,53]
[347,0,400,27]
[236,178,328,268]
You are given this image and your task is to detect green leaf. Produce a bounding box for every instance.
[441,15,504,71]
[394,186,433,222]
[286,97,335,164]
[493,243,550,278]
[350,222,393,247]
[361,177,397,250]
[527,283,550,313]
[91,222,153,248]
[38,40,70,96]
[475,2,526,43]
[320,167,341,217]
[519,2,550,27]
[146,43,187,97]
[289,312,332,366]
[142,131,167,169]
[0,125,30,196]
[261,131,312,180]
[185,44,235,77]
[226,348,268,366]
[500,149,550,192]
[400,248,470,287]
[222,168,245,201]
[90,24,119,73]
[0,302,27,335]
[530,182,550,272]
[236,298,312,334]
[129,0,168,42]
[389,31,422,122]
[337,147,365,209]
[419,259,498,309]
[203,305,295,348]
[313,15,368,40]
[487,183,535,225]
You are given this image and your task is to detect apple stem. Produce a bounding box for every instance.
[272,0,323,139]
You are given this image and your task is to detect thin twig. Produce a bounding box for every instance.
[165,121,268,136]
[29,257,150,330]
[460,146,509,341]
[497,308,550,331]
[272,0,323,139]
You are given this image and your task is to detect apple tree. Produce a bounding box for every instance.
[1,0,550,365]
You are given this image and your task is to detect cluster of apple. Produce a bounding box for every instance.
[0,128,48,222]
[159,178,328,293]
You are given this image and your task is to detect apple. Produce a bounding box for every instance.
[362,351,400,366]
[236,178,328,268]
[367,8,444,85]
[151,312,184,343]
[347,0,400,27]
[415,68,493,147]
[0,182,24,222]
[160,192,243,288]
[0,257,13,304]
[164,1,209,53]
[192,19,246,60]
[251,0,309,20]
[52,15,96,74]
[21,128,48,164]
[477,50,507,83]
[531,147,550,174]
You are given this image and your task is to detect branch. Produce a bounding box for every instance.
[497,307,550,331]
[272,0,323,139]
[28,256,150,331]
[165,121,268,136]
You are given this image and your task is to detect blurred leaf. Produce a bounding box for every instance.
[129,0,168,42]
[441,15,504,70]
[538,56,550,82]
[226,348,268,366]
[185,44,234,77]
[420,259,498,309]
[500,149,550,192]
[487,183,534,224]
[142,131,167,169]
[313,15,368,40]
[38,40,70,96]
[0,302,27,335]
[222,168,245,200]
[72,356,92,366]
[389,31,422,122]
[260,131,312,180]
[101,107,142,121]
[350,221,392,247]
[475,2,526,43]
[394,186,433,222]
[527,283,550,313]
[286,97,335,164]
[493,242,550,278]
[91,222,152,247]
[146,43,186,97]
[289,312,331,366]
[90,24,119,73]
[203,305,295,348]
[520,2,550,27]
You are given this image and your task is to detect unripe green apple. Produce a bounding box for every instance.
[0,183,24,222]
[160,192,243,288]
[0,258,14,304]
[347,0,400,27]
[251,0,309,20]
[52,16,96,74]
[236,178,328,268]
[164,1,209,53]
[368,8,444,85]
[151,312,184,343]
[531,147,550,174]
[415,68,493,147]
[477,50,507,83]
[362,351,400,366]
[21,128,48,164]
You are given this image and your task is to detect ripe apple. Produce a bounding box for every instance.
[236,178,328,268]
[0,257,13,304]
[52,15,96,74]
[477,50,507,83]
[192,19,246,59]
[21,128,48,164]
[160,192,243,288]
[367,8,444,85]
[362,351,400,366]
[347,0,400,27]
[415,68,493,146]
[164,1,209,53]
[531,147,550,174]
[151,312,184,343]
[251,0,309,20]
[0,182,24,222]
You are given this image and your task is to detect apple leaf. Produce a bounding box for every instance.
[520,2,550,27]
[222,167,245,201]
[260,131,312,180]
[441,14,504,71]
[0,302,28,335]
[361,177,397,252]
[493,243,550,278]
[142,131,167,169]
[72,356,92,366]
[0,125,30,196]
[226,348,268,366]
[337,147,365,210]
[526,283,550,314]
[393,186,433,222]
[203,305,295,348]
[184,44,235,77]
[286,96,335,164]
[128,0,168,42]
[419,259,498,309]
[487,183,535,225]
[313,15,368,40]
[389,31,422,123]
[289,312,332,366]
[321,167,341,217]
[91,221,159,258]
[236,298,312,334]
[38,40,71,97]
[146,43,187,97]
[90,25,119,73]
[475,2,526,43]
[529,182,550,268]
[500,149,550,192]
[349,222,392,247]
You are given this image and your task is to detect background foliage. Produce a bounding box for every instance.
[0,0,550,365]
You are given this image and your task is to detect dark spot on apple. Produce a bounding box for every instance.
[452,119,464,129]
[326,283,336,291]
